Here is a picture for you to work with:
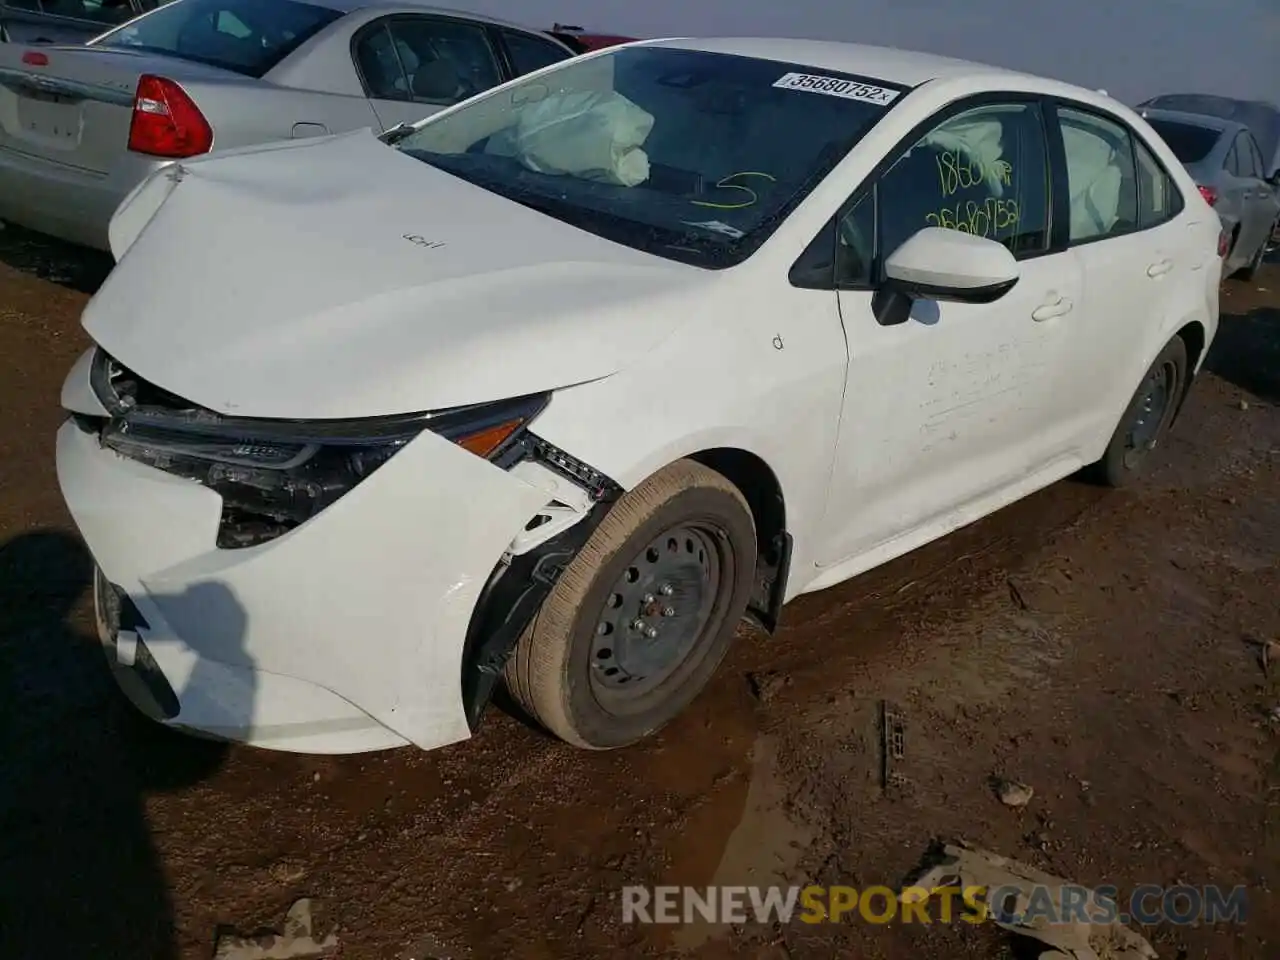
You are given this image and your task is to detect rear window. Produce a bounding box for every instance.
[1145,118,1221,165]
[91,0,342,78]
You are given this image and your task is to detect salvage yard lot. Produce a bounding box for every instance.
[0,225,1277,959]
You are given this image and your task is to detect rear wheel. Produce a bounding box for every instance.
[1087,336,1187,488]
[503,459,756,750]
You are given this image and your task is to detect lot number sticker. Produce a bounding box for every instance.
[773,72,899,105]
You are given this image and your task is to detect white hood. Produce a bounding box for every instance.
[85,130,704,419]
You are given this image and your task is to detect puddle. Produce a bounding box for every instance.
[664,735,814,951]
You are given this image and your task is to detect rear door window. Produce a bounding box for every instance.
[1237,133,1263,178]
[1225,139,1243,176]
[500,28,573,76]
[354,16,501,105]
[93,0,343,78]
[1134,137,1183,229]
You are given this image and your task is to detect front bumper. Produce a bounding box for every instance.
[56,417,554,754]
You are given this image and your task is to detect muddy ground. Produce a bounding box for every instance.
[0,221,1277,960]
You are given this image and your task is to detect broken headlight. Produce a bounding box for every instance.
[88,350,548,548]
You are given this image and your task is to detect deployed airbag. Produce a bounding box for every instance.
[505,90,655,187]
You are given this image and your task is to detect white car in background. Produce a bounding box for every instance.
[57,37,1221,756]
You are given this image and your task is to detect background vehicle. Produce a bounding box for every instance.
[1137,93,1280,180]
[59,40,1220,755]
[0,0,589,249]
[0,0,160,45]
[546,22,634,53]
[1140,107,1280,279]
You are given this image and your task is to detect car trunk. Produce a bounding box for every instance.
[0,43,238,174]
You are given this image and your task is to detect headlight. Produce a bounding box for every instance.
[88,350,548,548]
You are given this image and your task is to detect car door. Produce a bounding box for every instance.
[817,98,1084,567]
[351,14,504,130]
[1049,103,1205,446]
[1236,132,1278,253]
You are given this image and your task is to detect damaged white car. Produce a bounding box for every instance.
[58,38,1221,755]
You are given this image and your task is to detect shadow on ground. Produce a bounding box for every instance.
[0,222,113,295]
[1206,303,1280,402]
[0,530,231,959]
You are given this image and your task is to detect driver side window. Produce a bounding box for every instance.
[835,101,1051,286]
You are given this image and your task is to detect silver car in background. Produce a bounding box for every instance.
[1139,107,1280,281]
[0,0,584,250]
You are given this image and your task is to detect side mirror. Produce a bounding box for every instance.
[874,227,1019,326]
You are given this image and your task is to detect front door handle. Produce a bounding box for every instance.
[1146,259,1173,277]
[1031,295,1073,322]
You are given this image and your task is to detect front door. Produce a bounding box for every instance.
[352,15,505,130]
[818,99,1083,567]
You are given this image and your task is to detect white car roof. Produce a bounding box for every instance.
[644,37,1035,89]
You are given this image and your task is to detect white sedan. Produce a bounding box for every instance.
[57,37,1222,755]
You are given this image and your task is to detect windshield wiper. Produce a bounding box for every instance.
[380,122,417,145]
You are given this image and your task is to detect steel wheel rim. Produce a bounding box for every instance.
[1124,359,1174,465]
[589,523,722,704]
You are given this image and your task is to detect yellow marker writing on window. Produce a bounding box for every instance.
[690,171,777,210]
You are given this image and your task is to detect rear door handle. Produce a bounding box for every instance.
[1031,296,1073,322]
[1146,259,1173,277]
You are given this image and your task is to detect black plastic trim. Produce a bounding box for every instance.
[460,482,623,730]
[745,530,792,634]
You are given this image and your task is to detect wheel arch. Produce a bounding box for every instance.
[1170,318,1208,425]
[686,447,792,633]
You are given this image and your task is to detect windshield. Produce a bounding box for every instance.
[92,0,343,79]
[392,46,906,267]
[1146,118,1222,165]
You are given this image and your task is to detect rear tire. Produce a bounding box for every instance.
[1087,336,1187,488]
[503,459,756,750]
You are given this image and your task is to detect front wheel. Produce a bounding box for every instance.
[503,459,757,750]
[1087,336,1188,488]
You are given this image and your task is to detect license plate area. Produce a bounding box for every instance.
[14,87,82,147]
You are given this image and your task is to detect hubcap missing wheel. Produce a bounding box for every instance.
[590,524,720,699]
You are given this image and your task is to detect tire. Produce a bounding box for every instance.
[1087,336,1188,488]
[503,459,757,750]
[1234,230,1267,282]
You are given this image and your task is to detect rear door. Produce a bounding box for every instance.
[1235,132,1278,253]
[1048,103,1205,443]
[351,14,503,130]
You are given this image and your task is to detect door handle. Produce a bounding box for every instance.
[1031,296,1073,322]
[1146,259,1173,277]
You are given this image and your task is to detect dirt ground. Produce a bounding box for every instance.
[0,222,1277,960]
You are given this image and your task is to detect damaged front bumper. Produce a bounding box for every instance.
[56,352,617,754]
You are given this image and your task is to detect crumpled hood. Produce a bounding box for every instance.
[85,129,704,419]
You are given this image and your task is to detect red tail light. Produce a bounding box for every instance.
[1217,229,1230,258]
[127,74,213,159]
[22,51,49,66]
[1197,184,1218,207]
